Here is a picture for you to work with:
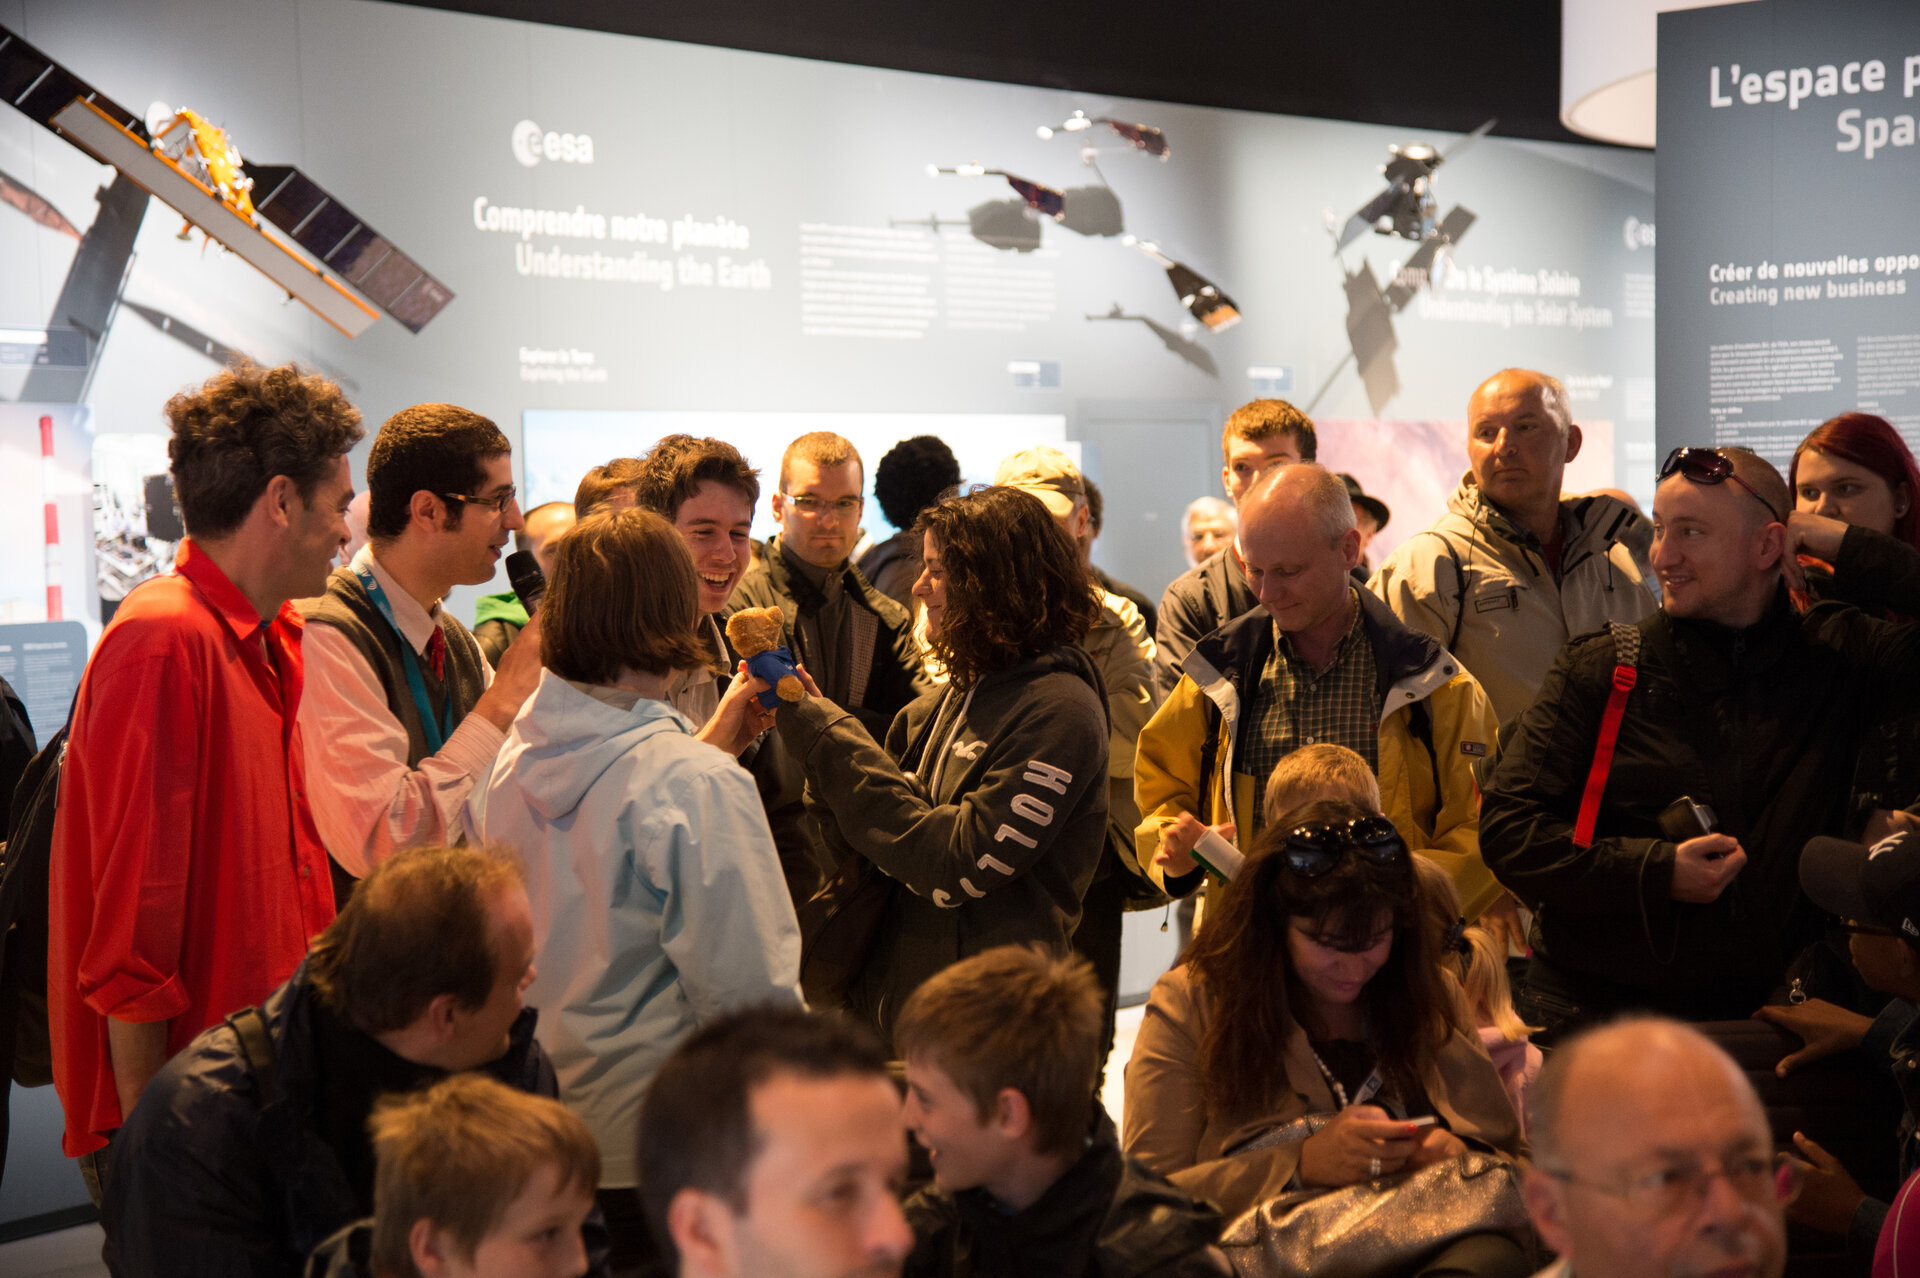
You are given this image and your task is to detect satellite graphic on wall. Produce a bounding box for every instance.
[1317,119,1492,415]
[0,20,454,402]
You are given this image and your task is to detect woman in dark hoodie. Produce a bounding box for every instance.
[776,485,1110,1046]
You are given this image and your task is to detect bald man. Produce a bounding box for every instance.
[1523,1017,1789,1278]
[1133,464,1503,923]
[472,500,576,665]
[1371,369,1657,727]
[1484,447,1920,1034]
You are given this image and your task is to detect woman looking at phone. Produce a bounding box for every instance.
[1123,797,1528,1276]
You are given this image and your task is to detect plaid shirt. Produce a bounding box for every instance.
[1241,590,1380,836]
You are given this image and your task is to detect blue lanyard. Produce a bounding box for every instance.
[355,566,452,753]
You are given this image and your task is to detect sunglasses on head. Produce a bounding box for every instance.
[1282,816,1408,878]
[1658,448,1783,522]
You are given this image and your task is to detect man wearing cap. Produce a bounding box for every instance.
[916,446,1158,1060]
[1371,368,1657,728]
[1482,448,1920,1035]
[1339,473,1389,579]
[1749,831,1920,1266]
[725,431,931,904]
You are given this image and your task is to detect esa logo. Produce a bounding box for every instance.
[511,120,595,167]
[1623,216,1656,251]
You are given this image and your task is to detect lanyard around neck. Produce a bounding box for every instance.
[355,566,452,753]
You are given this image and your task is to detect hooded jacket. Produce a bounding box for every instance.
[1480,591,1920,1018]
[775,645,1109,1044]
[1370,478,1657,727]
[904,1109,1224,1278]
[473,671,803,1186]
[102,962,606,1278]
[1134,588,1503,918]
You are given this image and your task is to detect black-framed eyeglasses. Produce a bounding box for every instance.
[1542,1151,1801,1217]
[783,493,863,518]
[1658,448,1783,523]
[439,486,518,515]
[1282,817,1408,879]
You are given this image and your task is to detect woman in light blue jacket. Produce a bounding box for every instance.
[472,506,802,1267]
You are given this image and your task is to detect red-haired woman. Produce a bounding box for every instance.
[1787,412,1920,834]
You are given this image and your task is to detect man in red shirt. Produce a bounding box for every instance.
[48,361,363,1203]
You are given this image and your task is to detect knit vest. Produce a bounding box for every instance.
[301,566,488,768]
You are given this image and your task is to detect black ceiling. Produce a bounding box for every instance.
[388,1,1596,148]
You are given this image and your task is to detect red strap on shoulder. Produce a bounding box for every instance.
[1572,664,1638,849]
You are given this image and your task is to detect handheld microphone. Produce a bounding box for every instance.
[505,550,546,615]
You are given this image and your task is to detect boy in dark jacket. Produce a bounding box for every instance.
[895,945,1226,1278]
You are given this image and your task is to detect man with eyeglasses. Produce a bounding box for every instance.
[299,404,546,896]
[725,431,931,902]
[1521,1016,1790,1278]
[1483,446,1920,1036]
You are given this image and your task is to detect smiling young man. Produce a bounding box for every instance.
[725,432,930,901]
[1372,368,1657,729]
[49,362,361,1203]
[299,405,545,892]
[894,946,1225,1278]
[1153,399,1316,695]
[1134,464,1503,927]
[1482,446,1920,1036]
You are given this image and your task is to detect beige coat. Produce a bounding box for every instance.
[1122,965,1526,1218]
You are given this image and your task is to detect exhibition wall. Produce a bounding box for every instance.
[1658,0,1920,465]
[0,0,1651,1228]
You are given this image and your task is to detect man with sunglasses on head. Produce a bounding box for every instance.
[1483,445,1920,1037]
[724,431,932,903]
[299,404,545,897]
[1134,463,1504,931]
[1521,1016,1791,1278]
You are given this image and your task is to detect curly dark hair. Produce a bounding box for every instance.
[1183,798,1451,1121]
[165,361,364,539]
[635,434,760,521]
[366,404,511,540]
[913,486,1097,686]
[873,435,960,530]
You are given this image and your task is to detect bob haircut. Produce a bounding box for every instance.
[912,486,1098,687]
[1182,798,1451,1119]
[1790,412,1920,551]
[542,507,707,684]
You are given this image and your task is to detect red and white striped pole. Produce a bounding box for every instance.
[40,414,62,621]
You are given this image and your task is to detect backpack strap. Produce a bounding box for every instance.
[225,1005,281,1110]
[1572,621,1642,849]
[1421,530,1472,654]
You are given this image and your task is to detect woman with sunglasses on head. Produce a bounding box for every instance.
[772,485,1109,1048]
[1124,798,1529,1276]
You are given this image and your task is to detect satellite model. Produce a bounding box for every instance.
[0,21,454,342]
[1314,119,1493,415]
[1086,303,1218,377]
[1037,111,1170,160]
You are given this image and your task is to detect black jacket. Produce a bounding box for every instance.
[776,645,1109,1045]
[1481,589,1920,1019]
[103,961,607,1278]
[1152,549,1256,697]
[1804,525,1920,829]
[904,1112,1224,1278]
[729,542,933,897]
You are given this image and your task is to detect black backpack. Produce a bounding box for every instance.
[0,715,66,1091]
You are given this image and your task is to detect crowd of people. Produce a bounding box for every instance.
[14,356,1920,1277]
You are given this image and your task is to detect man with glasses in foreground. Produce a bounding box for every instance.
[726,431,930,902]
[1522,1016,1792,1278]
[1483,446,1920,1035]
[299,404,546,895]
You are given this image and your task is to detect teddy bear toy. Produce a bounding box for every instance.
[724,606,806,709]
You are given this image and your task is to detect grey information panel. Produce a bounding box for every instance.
[1658,0,1920,467]
[0,620,86,745]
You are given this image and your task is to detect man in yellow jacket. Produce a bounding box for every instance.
[1135,464,1509,925]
